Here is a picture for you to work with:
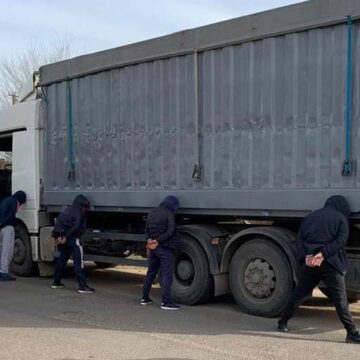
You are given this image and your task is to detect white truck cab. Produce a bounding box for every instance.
[0,77,49,275]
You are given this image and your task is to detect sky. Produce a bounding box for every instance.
[0,0,307,59]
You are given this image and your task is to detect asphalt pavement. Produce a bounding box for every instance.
[0,264,360,360]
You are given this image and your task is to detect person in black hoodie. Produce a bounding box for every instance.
[51,194,94,293]
[277,195,360,344]
[141,195,180,310]
[0,190,26,281]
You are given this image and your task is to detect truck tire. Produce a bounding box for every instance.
[171,235,213,305]
[11,225,34,276]
[347,291,360,303]
[229,238,293,317]
[319,287,359,304]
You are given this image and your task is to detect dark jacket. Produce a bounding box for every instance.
[0,191,27,228]
[52,195,90,242]
[296,195,350,275]
[145,196,179,250]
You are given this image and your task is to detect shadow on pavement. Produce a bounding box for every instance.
[0,263,359,344]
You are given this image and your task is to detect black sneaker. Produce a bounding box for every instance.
[140,298,153,305]
[161,302,180,310]
[277,320,289,333]
[77,285,95,294]
[0,273,16,281]
[51,282,65,289]
[346,330,360,344]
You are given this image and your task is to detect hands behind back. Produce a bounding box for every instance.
[146,239,158,250]
[55,236,67,246]
[305,252,324,267]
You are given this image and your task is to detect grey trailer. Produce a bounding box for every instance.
[25,0,360,316]
[41,0,360,217]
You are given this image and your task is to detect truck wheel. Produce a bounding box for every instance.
[229,239,293,317]
[318,286,333,302]
[171,235,213,305]
[347,291,360,303]
[11,225,34,276]
[319,287,359,304]
[94,262,117,269]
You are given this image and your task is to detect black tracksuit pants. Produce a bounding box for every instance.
[143,247,175,304]
[54,238,87,287]
[280,262,357,334]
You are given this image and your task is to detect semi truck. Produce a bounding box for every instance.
[1,0,360,317]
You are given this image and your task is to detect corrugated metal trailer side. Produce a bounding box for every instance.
[40,0,360,216]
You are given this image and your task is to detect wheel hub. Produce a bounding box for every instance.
[176,259,194,281]
[244,258,275,298]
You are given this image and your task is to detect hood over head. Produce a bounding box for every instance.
[324,195,351,218]
[160,195,179,212]
[72,194,90,210]
[13,190,26,205]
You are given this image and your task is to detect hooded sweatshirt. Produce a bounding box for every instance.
[145,196,179,250]
[296,195,350,274]
[52,195,90,242]
[0,190,27,227]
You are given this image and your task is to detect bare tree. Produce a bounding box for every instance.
[0,40,74,109]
